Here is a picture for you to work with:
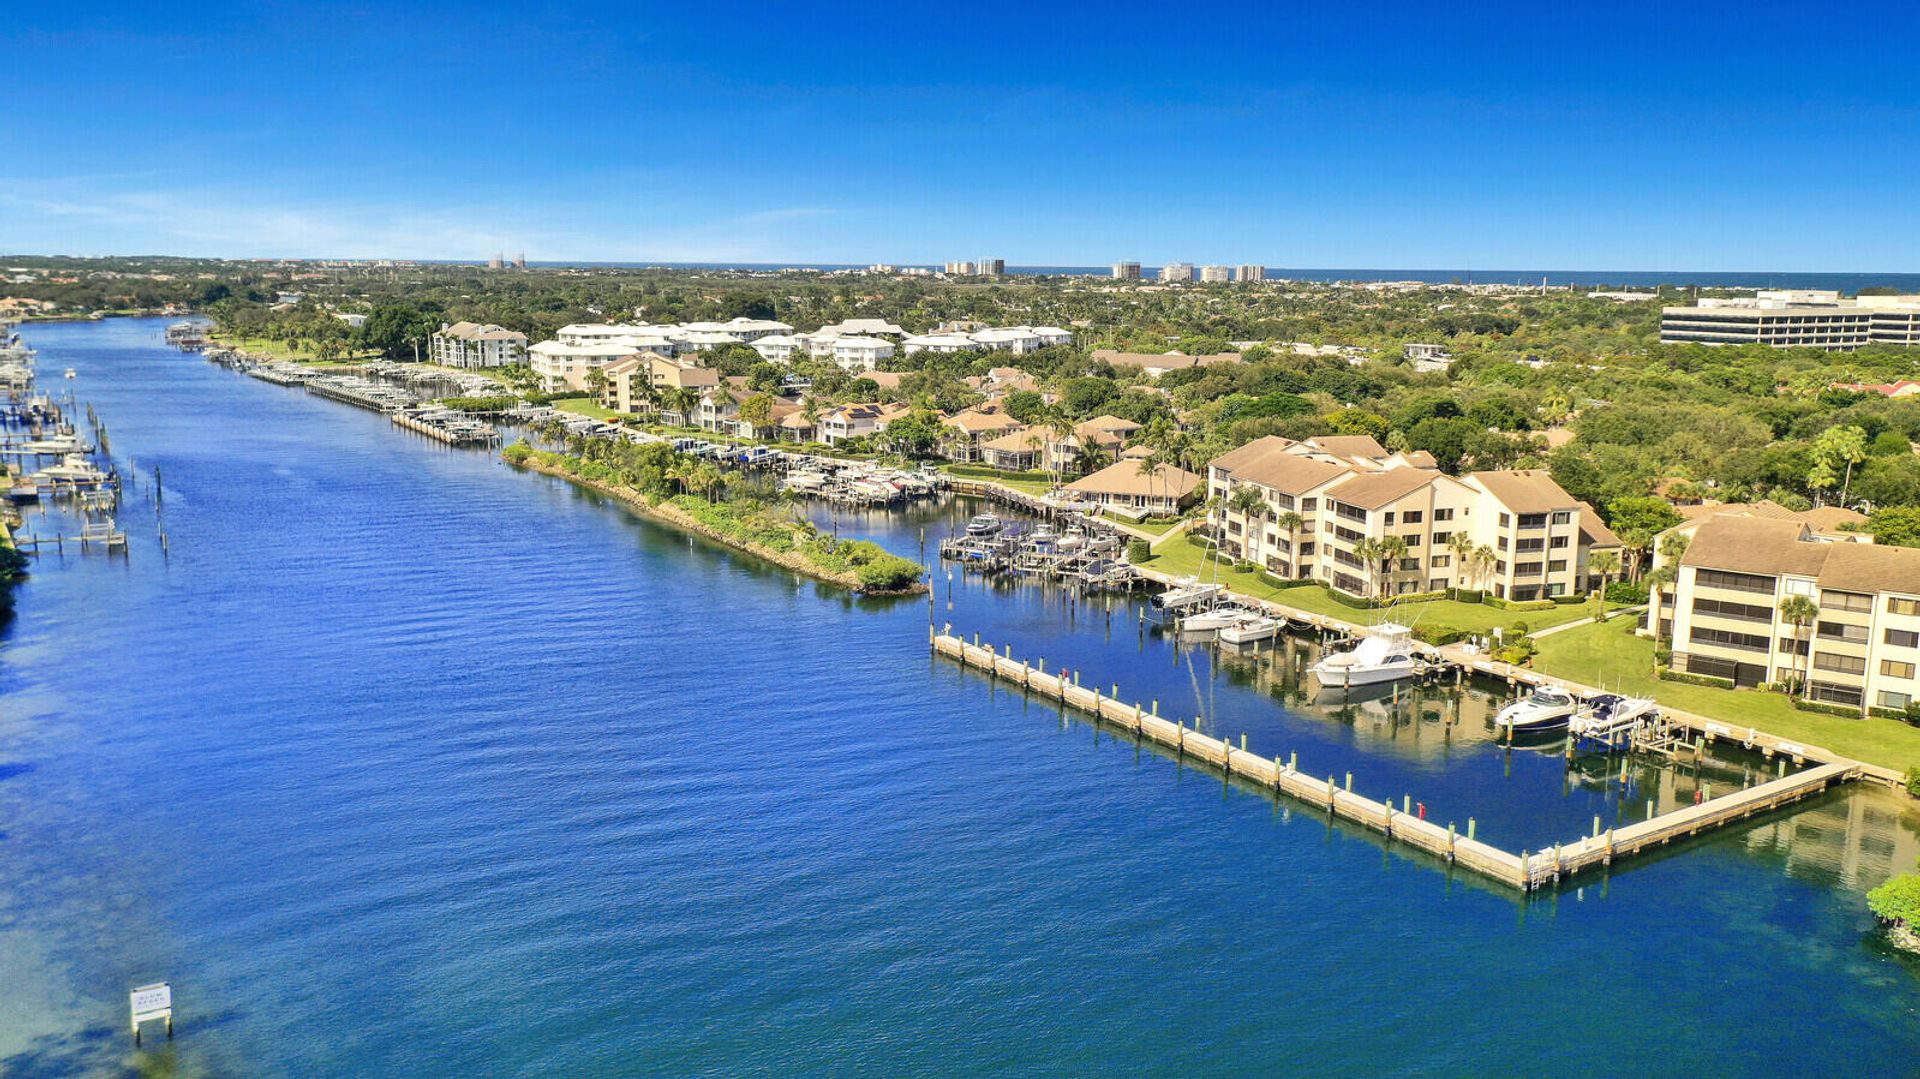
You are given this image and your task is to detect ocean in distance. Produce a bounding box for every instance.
[1,318,1918,1076]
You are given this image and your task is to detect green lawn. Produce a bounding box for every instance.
[1143,540,1603,633]
[215,335,377,362]
[1534,617,1920,773]
[552,396,619,420]
[1126,517,1187,537]
[941,464,1056,496]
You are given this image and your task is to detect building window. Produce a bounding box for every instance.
[1820,590,1873,613]
[1887,629,1919,648]
[1334,502,1367,524]
[1776,636,1810,656]
[1689,626,1769,652]
[1882,660,1916,680]
[1404,534,1422,547]
[1516,561,1543,575]
[1301,499,1317,512]
[1518,513,1547,529]
[1809,681,1863,707]
[1498,513,1511,527]
[1403,511,1423,524]
[1548,583,1565,596]
[1879,691,1912,710]
[1434,508,1454,522]
[1383,512,1396,526]
[1548,560,1567,572]
[1431,555,1451,568]
[1551,511,1571,525]
[1550,535,1569,549]
[1889,597,1920,617]
[1691,597,1775,623]
[1433,531,1451,545]
[1496,560,1508,574]
[1817,621,1869,643]
[1694,569,1777,595]
[1814,652,1867,675]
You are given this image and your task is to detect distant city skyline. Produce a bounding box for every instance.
[6,2,1920,269]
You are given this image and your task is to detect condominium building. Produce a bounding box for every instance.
[1207,437,1620,600]
[1667,516,1920,711]
[979,258,1005,276]
[1659,290,1920,351]
[1112,262,1142,280]
[1235,265,1266,283]
[529,339,647,391]
[429,322,527,368]
[1160,263,1195,283]
[945,261,978,275]
[1200,265,1232,283]
[597,352,720,413]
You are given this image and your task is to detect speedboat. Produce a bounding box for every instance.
[6,474,38,502]
[1308,622,1419,687]
[966,513,1003,537]
[63,368,76,379]
[1494,686,1581,736]
[1568,694,1658,738]
[1218,613,1283,645]
[1150,577,1225,613]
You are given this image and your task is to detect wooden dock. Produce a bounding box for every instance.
[932,627,1862,892]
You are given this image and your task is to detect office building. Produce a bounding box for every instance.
[1660,290,1920,351]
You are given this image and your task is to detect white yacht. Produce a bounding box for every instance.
[1150,577,1225,614]
[966,513,1003,537]
[1178,605,1244,633]
[1308,622,1420,687]
[1218,613,1283,645]
[1494,686,1581,736]
[1568,694,1658,739]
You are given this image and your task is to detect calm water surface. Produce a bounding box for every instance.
[3,319,1919,1076]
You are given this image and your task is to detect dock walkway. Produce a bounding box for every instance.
[932,628,1862,892]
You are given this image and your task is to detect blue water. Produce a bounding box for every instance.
[527,261,1920,291]
[3,318,1919,1076]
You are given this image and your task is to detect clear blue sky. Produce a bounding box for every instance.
[7,1,1920,269]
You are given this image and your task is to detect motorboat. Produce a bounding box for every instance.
[18,433,93,455]
[1568,694,1659,740]
[1307,622,1420,687]
[1150,577,1225,613]
[33,453,111,487]
[6,474,38,502]
[966,513,1003,537]
[1178,605,1245,633]
[63,367,76,379]
[1218,613,1283,645]
[1494,686,1581,736]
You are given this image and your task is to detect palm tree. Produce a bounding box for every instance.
[1227,486,1266,559]
[1446,531,1476,591]
[1778,595,1819,700]
[1045,409,1076,486]
[1072,439,1109,477]
[1472,544,1498,592]
[1351,537,1382,600]
[1274,510,1304,576]
[1587,549,1621,622]
[1374,535,1409,599]
[663,386,700,428]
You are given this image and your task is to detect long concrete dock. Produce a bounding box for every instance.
[932,627,1862,892]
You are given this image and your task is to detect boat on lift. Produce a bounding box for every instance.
[1218,612,1283,645]
[1307,622,1420,687]
[33,452,112,487]
[1494,685,1581,736]
[966,513,1003,537]
[1150,576,1226,614]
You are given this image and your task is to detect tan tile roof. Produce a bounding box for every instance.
[1800,505,1870,531]
[945,408,1023,434]
[1323,467,1442,510]
[1065,460,1201,499]
[980,427,1044,453]
[1092,349,1242,371]
[1468,469,1579,514]
[1074,414,1141,437]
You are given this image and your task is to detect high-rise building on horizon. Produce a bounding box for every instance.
[488,252,503,270]
[1112,262,1141,280]
[1235,264,1266,283]
[1160,262,1195,283]
[513,252,527,270]
[979,258,1004,276]
[1200,265,1231,283]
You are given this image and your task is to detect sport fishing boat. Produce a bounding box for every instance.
[1494,686,1581,736]
[1307,622,1419,687]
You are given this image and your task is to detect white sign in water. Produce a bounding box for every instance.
[130,983,171,1021]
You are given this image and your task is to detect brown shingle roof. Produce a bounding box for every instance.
[980,427,1043,453]
[1092,349,1242,371]
[945,408,1023,434]
[1211,435,1297,475]
[1065,460,1201,499]
[1323,467,1443,510]
[1469,469,1579,514]
[1818,543,1920,594]
[1233,453,1353,495]
[1577,501,1622,548]
[1304,435,1388,458]
[1681,517,1826,578]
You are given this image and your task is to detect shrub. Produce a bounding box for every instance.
[1447,588,1484,604]
[0,544,26,580]
[1906,767,1920,799]
[1656,665,1734,690]
[1606,580,1650,604]
[1483,596,1556,611]
[1791,699,1863,718]
[1867,873,1920,926]
[1413,624,1470,646]
[502,439,534,465]
[1126,538,1152,564]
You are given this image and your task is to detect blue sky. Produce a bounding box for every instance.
[6,1,1920,269]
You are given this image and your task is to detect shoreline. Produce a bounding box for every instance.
[509,456,927,597]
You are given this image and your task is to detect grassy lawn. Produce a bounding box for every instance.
[215,335,377,362]
[1534,618,1920,773]
[1125,517,1188,537]
[941,464,1056,497]
[1142,540,1603,633]
[552,396,619,420]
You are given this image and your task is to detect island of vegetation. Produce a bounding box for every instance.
[502,438,925,595]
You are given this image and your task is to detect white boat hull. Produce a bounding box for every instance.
[1308,659,1419,687]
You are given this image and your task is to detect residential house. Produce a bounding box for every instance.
[1048,415,1141,472]
[831,336,895,372]
[750,334,804,363]
[978,426,1047,472]
[819,402,902,446]
[942,407,1026,461]
[1064,460,1202,518]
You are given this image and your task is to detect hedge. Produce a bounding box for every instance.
[1483,596,1557,612]
[1446,588,1484,604]
[1606,580,1650,604]
[1412,624,1472,646]
[1792,698,1865,718]
[1657,665,1735,690]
